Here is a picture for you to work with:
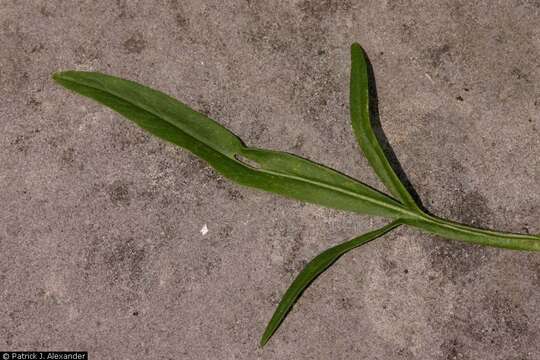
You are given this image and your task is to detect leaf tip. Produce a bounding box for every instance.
[52,70,87,84]
[51,71,63,82]
[350,42,365,56]
[52,71,75,85]
[259,332,270,348]
[260,320,279,348]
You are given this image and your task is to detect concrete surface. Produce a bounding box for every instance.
[1,1,539,359]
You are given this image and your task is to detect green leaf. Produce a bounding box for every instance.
[260,220,403,347]
[349,44,420,211]
[348,45,540,251]
[404,214,540,251]
[51,44,540,352]
[53,71,415,219]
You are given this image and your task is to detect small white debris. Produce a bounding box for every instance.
[200,224,209,236]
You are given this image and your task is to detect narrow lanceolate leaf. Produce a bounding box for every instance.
[260,220,403,347]
[349,44,420,211]
[53,71,415,219]
[403,214,540,251]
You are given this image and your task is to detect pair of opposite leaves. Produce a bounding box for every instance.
[52,44,540,346]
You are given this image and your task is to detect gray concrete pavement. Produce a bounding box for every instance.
[1,1,539,359]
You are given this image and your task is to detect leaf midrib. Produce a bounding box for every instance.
[255,165,414,217]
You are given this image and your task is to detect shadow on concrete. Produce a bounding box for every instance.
[363,53,427,211]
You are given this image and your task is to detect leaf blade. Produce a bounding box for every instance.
[349,44,420,210]
[260,220,403,347]
[53,71,413,219]
[404,215,540,251]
